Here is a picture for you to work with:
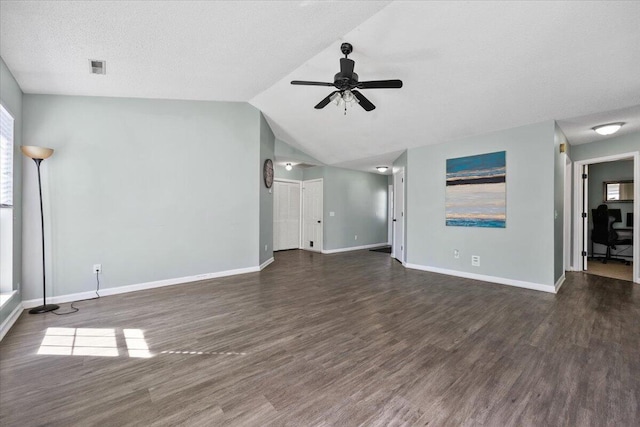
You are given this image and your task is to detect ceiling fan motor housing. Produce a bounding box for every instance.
[340,42,353,57]
[334,71,358,90]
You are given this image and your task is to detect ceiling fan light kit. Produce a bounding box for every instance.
[291,42,402,114]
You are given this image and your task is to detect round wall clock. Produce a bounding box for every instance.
[263,159,274,188]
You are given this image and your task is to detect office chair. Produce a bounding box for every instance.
[591,204,632,264]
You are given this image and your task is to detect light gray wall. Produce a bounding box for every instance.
[571,132,640,161]
[259,113,275,265]
[302,166,324,181]
[274,164,303,181]
[0,56,23,321]
[298,166,387,251]
[22,94,262,300]
[588,159,634,255]
[554,123,568,281]
[406,121,556,286]
[320,167,388,250]
[274,138,323,166]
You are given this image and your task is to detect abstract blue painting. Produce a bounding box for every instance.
[446,151,506,228]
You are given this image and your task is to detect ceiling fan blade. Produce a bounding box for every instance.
[340,58,355,77]
[352,90,375,111]
[314,91,339,109]
[291,80,334,86]
[358,79,403,89]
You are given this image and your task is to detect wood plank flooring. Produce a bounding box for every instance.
[1,249,639,426]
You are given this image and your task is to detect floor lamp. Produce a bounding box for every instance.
[21,146,59,314]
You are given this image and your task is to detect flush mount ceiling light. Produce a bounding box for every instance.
[376,166,388,173]
[285,163,293,171]
[592,122,624,136]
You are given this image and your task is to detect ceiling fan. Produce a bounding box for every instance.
[291,42,402,112]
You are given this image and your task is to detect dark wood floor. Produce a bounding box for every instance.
[1,250,639,426]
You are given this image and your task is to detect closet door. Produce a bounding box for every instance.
[274,181,300,251]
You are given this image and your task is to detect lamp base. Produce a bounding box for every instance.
[29,304,59,314]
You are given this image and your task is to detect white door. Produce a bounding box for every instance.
[393,170,404,262]
[302,179,323,252]
[273,181,301,251]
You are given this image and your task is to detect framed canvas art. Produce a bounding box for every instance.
[446,151,506,228]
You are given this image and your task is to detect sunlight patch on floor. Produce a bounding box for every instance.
[37,327,153,358]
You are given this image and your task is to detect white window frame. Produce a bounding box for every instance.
[0,103,15,296]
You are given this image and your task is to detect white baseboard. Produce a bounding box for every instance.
[260,257,274,270]
[22,265,261,309]
[0,303,23,342]
[555,274,566,292]
[322,243,389,254]
[404,263,556,294]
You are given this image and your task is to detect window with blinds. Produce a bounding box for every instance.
[0,105,14,207]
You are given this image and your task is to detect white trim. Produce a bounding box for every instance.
[392,168,405,263]
[22,265,261,309]
[388,184,393,246]
[563,154,572,271]
[0,289,17,308]
[555,274,566,292]
[0,302,23,342]
[274,178,302,184]
[405,263,556,293]
[573,151,639,284]
[321,243,389,254]
[260,257,274,270]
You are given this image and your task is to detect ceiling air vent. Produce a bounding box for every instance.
[89,60,106,75]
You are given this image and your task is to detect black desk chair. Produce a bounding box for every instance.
[591,204,632,264]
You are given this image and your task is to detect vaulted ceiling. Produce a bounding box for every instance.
[1,1,638,173]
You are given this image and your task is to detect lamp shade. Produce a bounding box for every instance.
[21,146,54,160]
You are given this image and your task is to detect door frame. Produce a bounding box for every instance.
[302,178,323,253]
[563,154,572,272]
[573,151,639,284]
[273,178,302,250]
[393,168,405,264]
[388,184,393,246]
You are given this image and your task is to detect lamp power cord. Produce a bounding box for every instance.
[51,271,101,315]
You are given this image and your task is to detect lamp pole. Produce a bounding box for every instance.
[21,146,59,314]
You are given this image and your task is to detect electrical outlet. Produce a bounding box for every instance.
[355,235,358,240]
[454,249,460,259]
[471,255,480,267]
[93,264,102,274]
[264,244,268,252]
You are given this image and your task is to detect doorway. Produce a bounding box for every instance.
[573,152,639,283]
[393,169,405,263]
[302,179,323,252]
[273,180,301,251]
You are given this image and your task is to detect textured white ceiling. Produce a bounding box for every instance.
[1,1,639,173]
[0,0,390,101]
[251,1,640,170]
